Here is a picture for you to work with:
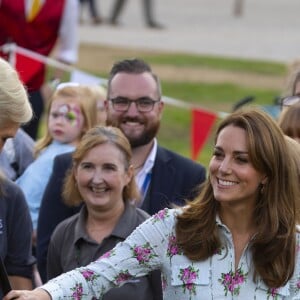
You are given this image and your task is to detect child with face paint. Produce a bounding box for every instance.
[16,83,98,240]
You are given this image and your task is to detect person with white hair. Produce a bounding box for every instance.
[0,57,35,297]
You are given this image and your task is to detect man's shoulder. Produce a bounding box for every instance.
[156,145,205,171]
[54,151,73,165]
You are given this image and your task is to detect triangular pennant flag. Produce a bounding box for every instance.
[15,52,44,90]
[191,108,217,160]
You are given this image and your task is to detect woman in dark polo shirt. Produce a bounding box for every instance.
[46,125,162,299]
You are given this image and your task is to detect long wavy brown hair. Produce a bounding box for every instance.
[176,107,299,288]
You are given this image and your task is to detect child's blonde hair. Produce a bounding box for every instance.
[87,85,107,125]
[87,84,107,102]
[34,84,98,157]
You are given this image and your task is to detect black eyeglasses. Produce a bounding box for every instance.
[280,95,300,108]
[109,97,160,112]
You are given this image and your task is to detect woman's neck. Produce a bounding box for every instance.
[219,203,256,270]
[219,203,255,235]
[86,201,125,243]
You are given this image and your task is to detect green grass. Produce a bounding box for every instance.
[143,53,287,76]
[162,81,280,110]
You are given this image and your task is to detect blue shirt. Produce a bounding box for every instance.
[16,141,75,229]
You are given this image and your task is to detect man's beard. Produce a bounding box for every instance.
[106,116,160,148]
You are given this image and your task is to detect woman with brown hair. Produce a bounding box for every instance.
[5,108,300,299]
[47,125,162,299]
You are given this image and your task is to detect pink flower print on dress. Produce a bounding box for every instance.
[167,233,182,260]
[80,269,99,283]
[152,208,169,223]
[267,287,280,299]
[100,249,115,259]
[82,269,94,279]
[114,270,133,285]
[178,265,199,297]
[131,242,158,265]
[297,279,300,290]
[70,283,83,299]
[219,267,248,296]
[213,245,225,256]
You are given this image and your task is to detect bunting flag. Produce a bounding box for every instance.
[191,108,217,160]
[14,52,44,88]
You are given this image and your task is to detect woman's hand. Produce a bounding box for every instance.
[3,288,51,300]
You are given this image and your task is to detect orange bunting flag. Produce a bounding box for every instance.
[191,108,217,160]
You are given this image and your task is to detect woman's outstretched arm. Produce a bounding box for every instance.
[4,288,51,300]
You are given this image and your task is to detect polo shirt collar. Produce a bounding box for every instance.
[73,201,137,246]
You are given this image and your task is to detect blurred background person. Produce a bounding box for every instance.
[0,0,79,140]
[0,128,34,181]
[278,103,300,143]
[285,136,300,187]
[280,66,300,113]
[47,125,162,299]
[109,0,163,28]
[79,0,102,24]
[0,57,35,296]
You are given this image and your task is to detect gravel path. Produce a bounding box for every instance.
[79,0,300,63]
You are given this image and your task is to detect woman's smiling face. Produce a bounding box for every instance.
[209,125,266,207]
[74,142,132,212]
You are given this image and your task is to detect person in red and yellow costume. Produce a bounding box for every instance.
[0,0,79,140]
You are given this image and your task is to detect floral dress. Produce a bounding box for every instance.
[42,208,300,299]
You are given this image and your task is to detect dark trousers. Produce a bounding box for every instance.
[110,0,154,25]
[22,90,44,140]
[79,0,99,18]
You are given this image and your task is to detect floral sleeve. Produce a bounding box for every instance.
[42,208,176,299]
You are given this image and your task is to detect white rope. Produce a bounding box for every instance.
[1,43,227,118]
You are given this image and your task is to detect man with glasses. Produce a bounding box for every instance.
[105,59,205,211]
[36,58,206,283]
